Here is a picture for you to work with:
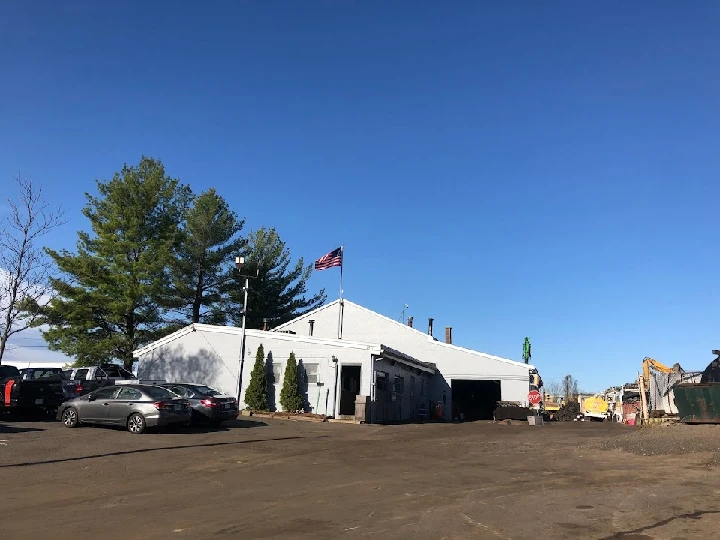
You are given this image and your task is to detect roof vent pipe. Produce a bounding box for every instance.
[309,320,315,336]
[428,318,434,336]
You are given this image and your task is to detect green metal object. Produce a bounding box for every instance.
[674,383,720,423]
[522,337,531,364]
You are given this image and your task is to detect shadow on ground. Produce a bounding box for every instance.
[0,423,45,434]
[0,434,327,469]
[166,418,269,434]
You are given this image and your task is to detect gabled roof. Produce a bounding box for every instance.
[133,322,384,357]
[273,299,534,370]
[133,322,434,374]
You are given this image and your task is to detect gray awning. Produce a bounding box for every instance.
[379,345,436,375]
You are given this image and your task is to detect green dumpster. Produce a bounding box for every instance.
[674,383,720,423]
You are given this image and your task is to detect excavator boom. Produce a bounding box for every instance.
[642,357,679,384]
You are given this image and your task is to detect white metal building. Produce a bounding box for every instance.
[273,299,536,421]
[133,299,535,423]
[134,323,435,422]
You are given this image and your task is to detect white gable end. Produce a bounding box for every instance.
[275,300,533,409]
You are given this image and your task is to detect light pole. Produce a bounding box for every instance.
[235,256,259,405]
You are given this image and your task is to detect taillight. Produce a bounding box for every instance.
[75,385,83,394]
[200,399,219,407]
[153,401,168,410]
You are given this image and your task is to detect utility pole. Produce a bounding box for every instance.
[235,256,259,405]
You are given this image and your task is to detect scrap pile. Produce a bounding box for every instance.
[556,401,581,421]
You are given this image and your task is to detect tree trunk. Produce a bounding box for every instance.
[0,333,7,365]
[125,311,135,370]
[192,268,204,324]
[0,259,24,364]
[0,300,13,363]
[192,298,201,324]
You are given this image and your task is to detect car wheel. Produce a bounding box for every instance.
[127,413,146,434]
[62,407,79,428]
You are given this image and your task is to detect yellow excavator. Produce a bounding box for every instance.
[642,357,679,385]
[638,357,682,422]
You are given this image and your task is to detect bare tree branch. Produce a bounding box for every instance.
[0,174,67,362]
[545,380,563,398]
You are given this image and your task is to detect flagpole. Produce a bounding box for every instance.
[338,245,344,340]
[339,245,344,301]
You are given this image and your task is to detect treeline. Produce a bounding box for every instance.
[1,157,326,368]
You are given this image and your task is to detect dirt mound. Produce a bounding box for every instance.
[599,424,720,456]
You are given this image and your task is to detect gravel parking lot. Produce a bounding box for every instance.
[3,417,720,539]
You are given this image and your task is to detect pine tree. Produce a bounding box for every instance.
[279,352,304,412]
[165,188,245,326]
[244,344,268,410]
[227,227,326,329]
[39,157,191,368]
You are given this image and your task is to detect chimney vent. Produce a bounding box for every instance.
[428,318,434,336]
[262,318,269,331]
[407,316,413,328]
[445,327,452,344]
[309,319,315,336]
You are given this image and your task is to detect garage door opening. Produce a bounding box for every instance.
[451,379,501,421]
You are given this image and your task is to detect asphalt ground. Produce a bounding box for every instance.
[1,416,719,539]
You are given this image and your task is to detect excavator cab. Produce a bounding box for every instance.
[700,350,720,383]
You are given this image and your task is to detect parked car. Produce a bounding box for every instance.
[0,365,65,415]
[61,364,139,398]
[160,383,238,425]
[57,384,191,434]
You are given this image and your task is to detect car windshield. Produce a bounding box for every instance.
[188,385,222,396]
[144,386,177,399]
[98,365,136,378]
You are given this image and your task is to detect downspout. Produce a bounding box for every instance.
[370,354,379,424]
[332,355,339,418]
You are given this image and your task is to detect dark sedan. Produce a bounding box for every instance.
[161,383,238,425]
[57,384,192,434]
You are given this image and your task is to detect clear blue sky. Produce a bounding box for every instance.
[2,1,719,391]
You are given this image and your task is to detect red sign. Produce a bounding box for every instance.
[528,390,542,406]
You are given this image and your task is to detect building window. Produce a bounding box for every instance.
[376,371,388,391]
[272,364,282,385]
[304,363,318,384]
[394,376,404,394]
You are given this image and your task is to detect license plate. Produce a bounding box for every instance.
[35,399,43,405]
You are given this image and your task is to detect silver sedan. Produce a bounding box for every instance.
[57,384,192,434]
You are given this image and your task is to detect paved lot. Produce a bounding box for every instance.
[2,417,720,539]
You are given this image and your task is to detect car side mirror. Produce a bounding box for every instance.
[87,394,96,402]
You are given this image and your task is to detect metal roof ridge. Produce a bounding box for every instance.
[132,324,196,357]
[271,299,343,330]
[192,323,383,351]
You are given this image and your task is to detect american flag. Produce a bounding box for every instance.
[314,247,342,270]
